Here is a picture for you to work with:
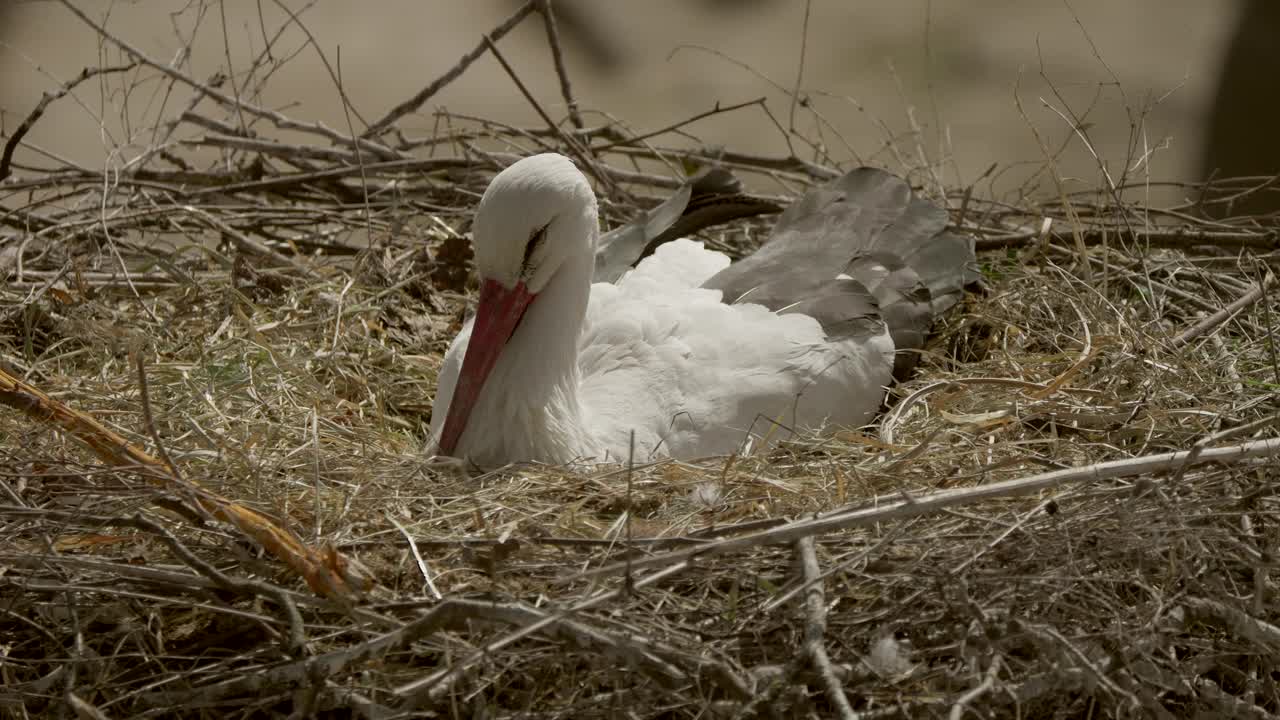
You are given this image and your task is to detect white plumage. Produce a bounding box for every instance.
[429,153,972,467]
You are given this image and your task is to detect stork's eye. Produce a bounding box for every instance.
[522,223,549,272]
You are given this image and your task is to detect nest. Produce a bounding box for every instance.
[3,3,1280,718]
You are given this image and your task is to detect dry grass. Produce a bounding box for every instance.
[4,2,1280,718]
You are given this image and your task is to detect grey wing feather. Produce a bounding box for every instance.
[702,167,978,380]
[594,183,693,283]
[593,167,783,284]
[736,275,886,342]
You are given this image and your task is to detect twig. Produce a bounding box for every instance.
[129,513,308,653]
[387,514,442,600]
[881,377,1086,447]
[141,599,466,706]
[180,204,320,278]
[581,436,1280,579]
[2,537,223,591]
[975,227,1278,252]
[482,35,616,195]
[795,536,856,719]
[1181,596,1280,651]
[763,520,912,613]
[178,151,473,195]
[360,0,539,138]
[788,0,813,133]
[134,352,181,480]
[540,0,585,132]
[1172,271,1276,348]
[0,62,138,181]
[393,601,689,707]
[216,0,250,136]
[1019,621,1140,709]
[589,98,768,154]
[1049,243,1233,317]
[1193,677,1280,720]
[625,430,635,595]
[65,692,110,720]
[1257,263,1280,387]
[183,132,365,164]
[57,0,403,160]
[394,568,751,705]
[607,144,840,181]
[267,0,372,131]
[949,655,1002,720]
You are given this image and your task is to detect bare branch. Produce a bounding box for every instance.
[795,536,857,720]
[57,0,404,160]
[360,0,540,138]
[0,62,138,181]
[583,437,1280,579]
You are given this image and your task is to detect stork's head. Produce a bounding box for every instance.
[437,153,598,457]
[471,153,598,292]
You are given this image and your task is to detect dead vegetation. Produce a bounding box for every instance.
[3,2,1280,718]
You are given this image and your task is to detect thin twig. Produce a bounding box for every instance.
[795,536,856,719]
[134,352,181,480]
[482,35,616,195]
[1258,262,1280,387]
[788,0,813,133]
[582,437,1280,579]
[975,227,1278,252]
[388,514,442,600]
[360,0,539,138]
[1172,272,1276,348]
[180,204,320,278]
[129,514,308,653]
[540,0,585,132]
[392,600,692,705]
[57,0,403,160]
[589,98,768,154]
[0,62,138,181]
[949,655,1002,720]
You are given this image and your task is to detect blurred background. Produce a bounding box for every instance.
[0,0,1274,204]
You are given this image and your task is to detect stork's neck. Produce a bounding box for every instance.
[466,249,596,464]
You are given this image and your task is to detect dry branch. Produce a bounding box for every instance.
[950,656,1003,720]
[795,536,857,719]
[539,0,586,132]
[585,437,1280,578]
[483,35,615,195]
[0,364,371,603]
[974,226,1278,252]
[0,62,138,181]
[57,0,405,160]
[1172,271,1277,348]
[360,0,540,138]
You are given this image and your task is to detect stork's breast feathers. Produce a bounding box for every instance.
[620,237,731,290]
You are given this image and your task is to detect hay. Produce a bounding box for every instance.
[4,2,1280,718]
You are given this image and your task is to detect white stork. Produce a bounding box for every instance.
[429,153,976,466]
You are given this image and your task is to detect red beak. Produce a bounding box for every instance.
[437,278,536,457]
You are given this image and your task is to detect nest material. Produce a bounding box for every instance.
[4,2,1280,718]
